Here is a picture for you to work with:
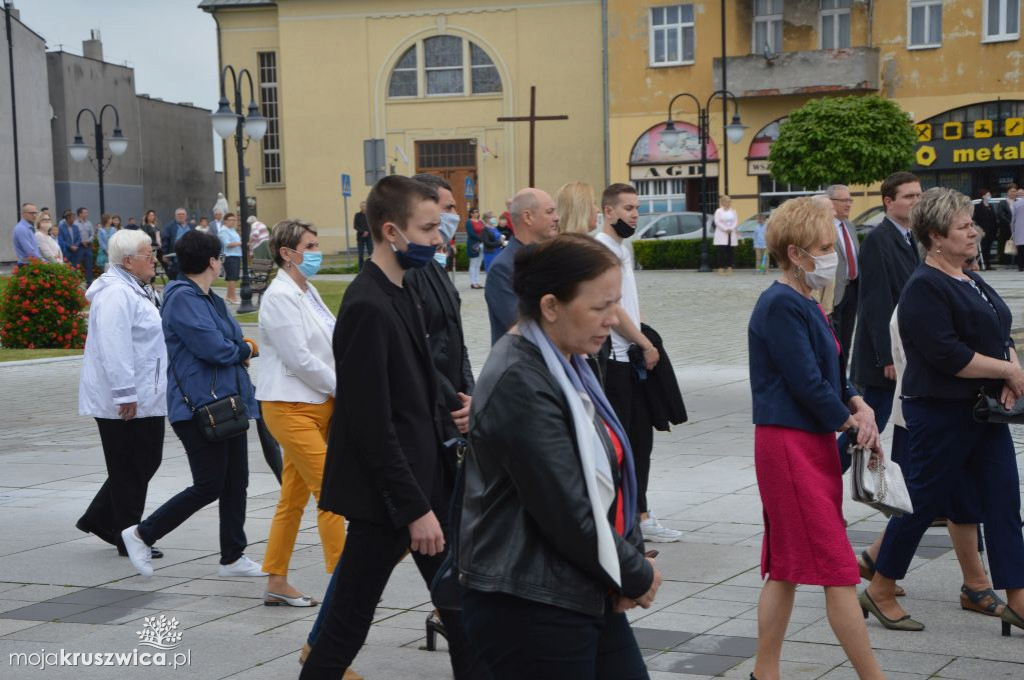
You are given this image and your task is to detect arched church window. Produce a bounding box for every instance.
[387,36,502,99]
[388,46,418,98]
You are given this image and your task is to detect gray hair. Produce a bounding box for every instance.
[175,207,187,215]
[108,229,153,265]
[269,218,317,267]
[825,184,850,198]
[910,187,972,250]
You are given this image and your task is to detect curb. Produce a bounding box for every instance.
[0,355,84,368]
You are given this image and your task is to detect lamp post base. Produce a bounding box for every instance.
[236,299,257,315]
[698,240,712,273]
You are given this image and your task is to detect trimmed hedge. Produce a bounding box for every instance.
[1,260,87,349]
[633,238,769,270]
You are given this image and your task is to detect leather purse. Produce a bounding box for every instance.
[972,389,1024,424]
[171,362,250,443]
[847,431,913,518]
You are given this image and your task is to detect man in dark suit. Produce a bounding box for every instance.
[996,184,1016,265]
[827,184,860,358]
[160,208,192,280]
[406,173,474,446]
[302,176,478,680]
[973,189,999,270]
[353,200,372,270]
[847,171,922,465]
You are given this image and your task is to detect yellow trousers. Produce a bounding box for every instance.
[261,398,346,575]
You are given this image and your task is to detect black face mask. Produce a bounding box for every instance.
[612,218,636,238]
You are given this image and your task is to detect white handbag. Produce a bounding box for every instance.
[849,438,913,518]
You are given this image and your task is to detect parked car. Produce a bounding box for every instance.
[735,214,762,240]
[850,205,885,235]
[633,211,712,241]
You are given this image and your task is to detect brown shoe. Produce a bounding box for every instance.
[344,669,364,680]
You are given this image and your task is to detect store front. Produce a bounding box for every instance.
[911,100,1024,198]
[746,117,823,212]
[628,121,719,215]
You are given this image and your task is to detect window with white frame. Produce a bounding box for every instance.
[908,0,942,48]
[820,0,851,49]
[386,37,502,99]
[985,0,1020,41]
[753,0,783,55]
[649,5,695,66]
[257,51,281,185]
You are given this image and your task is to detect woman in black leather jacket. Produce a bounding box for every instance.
[459,233,661,679]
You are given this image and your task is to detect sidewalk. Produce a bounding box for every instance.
[0,270,1022,678]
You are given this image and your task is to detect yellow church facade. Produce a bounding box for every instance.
[606,0,1024,222]
[202,0,607,252]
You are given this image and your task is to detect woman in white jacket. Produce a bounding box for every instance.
[712,195,739,274]
[256,219,346,607]
[77,229,168,559]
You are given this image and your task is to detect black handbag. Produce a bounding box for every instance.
[170,361,250,443]
[972,388,1024,424]
[430,439,467,612]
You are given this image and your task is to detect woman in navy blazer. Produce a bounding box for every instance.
[748,197,884,680]
[864,188,1024,637]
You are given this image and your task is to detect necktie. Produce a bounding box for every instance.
[906,231,919,261]
[840,222,856,280]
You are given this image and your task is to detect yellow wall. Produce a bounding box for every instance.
[210,0,605,253]
[608,0,1024,222]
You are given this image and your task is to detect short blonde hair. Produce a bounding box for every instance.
[269,219,317,266]
[765,196,835,270]
[34,214,53,232]
[911,187,972,250]
[556,181,596,234]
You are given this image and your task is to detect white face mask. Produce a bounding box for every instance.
[800,249,839,290]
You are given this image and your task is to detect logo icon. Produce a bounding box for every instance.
[915,145,937,167]
[136,614,183,650]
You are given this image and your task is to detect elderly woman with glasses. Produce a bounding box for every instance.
[77,230,168,559]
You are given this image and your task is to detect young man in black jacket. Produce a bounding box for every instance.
[301,175,479,679]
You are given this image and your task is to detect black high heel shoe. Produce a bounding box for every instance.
[425,611,447,651]
[1002,604,1024,637]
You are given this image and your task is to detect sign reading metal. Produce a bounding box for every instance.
[913,138,1024,169]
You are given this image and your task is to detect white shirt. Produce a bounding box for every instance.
[595,231,640,363]
[890,307,906,429]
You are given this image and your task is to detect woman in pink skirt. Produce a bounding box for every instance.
[747,197,885,680]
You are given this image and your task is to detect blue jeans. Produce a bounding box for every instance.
[838,383,894,472]
[875,400,1024,588]
[462,589,648,680]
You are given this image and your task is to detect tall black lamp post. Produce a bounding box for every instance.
[661,91,746,273]
[210,65,267,315]
[67,105,129,214]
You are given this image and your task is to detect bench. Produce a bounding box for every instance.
[248,258,275,305]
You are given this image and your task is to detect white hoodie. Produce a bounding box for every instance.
[79,267,168,419]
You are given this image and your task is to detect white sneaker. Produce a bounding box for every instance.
[640,514,682,543]
[218,555,264,577]
[121,526,153,578]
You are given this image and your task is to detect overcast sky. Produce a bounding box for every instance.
[16,0,224,169]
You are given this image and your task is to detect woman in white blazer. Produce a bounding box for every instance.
[712,195,739,274]
[256,219,345,607]
[77,229,168,559]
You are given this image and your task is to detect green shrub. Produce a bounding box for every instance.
[0,260,87,349]
[633,238,764,270]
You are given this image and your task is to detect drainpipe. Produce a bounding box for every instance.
[601,0,610,187]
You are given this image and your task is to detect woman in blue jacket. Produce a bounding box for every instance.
[121,230,263,580]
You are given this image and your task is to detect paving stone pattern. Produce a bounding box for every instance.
[1,269,1024,678]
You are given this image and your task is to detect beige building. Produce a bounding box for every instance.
[201,0,606,252]
[607,0,1024,222]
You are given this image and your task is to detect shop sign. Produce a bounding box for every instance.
[747,159,770,175]
[913,138,1024,170]
[629,163,719,180]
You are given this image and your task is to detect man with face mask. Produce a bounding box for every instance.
[303,175,482,680]
[484,187,560,345]
[595,183,682,544]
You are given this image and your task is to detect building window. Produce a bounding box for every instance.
[634,179,687,214]
[388,46,418,97]
[820,0,851,49]
[416,140,477,169]
[753,0,783,55]
[388,37,502,99]
[470,44,501,94]
[257,51,282,185]
[649,5,696,67]
[984,0,1020,42]
[908,0,942,48]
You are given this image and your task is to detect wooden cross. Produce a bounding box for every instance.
[497,86,569,188]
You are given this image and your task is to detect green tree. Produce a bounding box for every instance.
[768,96,917,187]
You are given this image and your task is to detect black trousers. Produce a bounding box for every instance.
[137,419,249,565]
[981,233,996,268]
[715,245,734,268]
[78,416,164,552]
[829,278,858,362]
[299,519,486,680]
[463,590,648,680]
[604,360,653,514]
[357,236,373,270]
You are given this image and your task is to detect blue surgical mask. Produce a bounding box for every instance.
[294,250,322,278]
[439,212,460,242]
[392,229,436,269]
[433,251,448,267]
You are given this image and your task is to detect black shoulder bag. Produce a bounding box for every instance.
[973,388,1024,424]
[170,360,250,443]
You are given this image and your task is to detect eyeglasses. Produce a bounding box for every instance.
[831,198,854,204]
[131,252,157,262]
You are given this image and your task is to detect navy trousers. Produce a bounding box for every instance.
[838,383,894,472]
[875,399,1024,589]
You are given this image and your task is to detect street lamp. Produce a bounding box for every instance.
[212,65,267,315]
[663,90,746,272]
[67,105,129,215]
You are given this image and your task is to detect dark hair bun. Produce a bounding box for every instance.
[512,233,619,322]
